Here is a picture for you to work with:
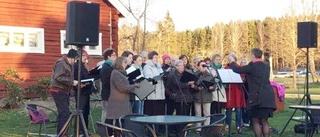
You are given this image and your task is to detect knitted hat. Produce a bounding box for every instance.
[67,49,78,59]
[162,53,170,63]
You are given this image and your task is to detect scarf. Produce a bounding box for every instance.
[211,62,222,69]
[105,59,113,66]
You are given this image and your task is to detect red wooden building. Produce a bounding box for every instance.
[0,0,127,89]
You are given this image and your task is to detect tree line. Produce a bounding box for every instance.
[118,11,320,88]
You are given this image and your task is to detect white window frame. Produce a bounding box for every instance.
[60,30,102,55]
[0,26,45,53]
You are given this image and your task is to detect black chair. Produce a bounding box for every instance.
[310,104,320,135]
[181,113,226,137]
[119,113,157,137]
[26,104,58,137]
[96,121,138,137]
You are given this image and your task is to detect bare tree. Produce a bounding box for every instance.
[120,0,151,52]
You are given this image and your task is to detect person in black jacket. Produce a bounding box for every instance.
[100,48,117,125]
[73,50,92,135]
[227,48,276,137]
[166,60,194,136]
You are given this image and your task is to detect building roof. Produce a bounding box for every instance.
[107,0,130,18]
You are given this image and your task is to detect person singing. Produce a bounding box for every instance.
[227,48,276,137]
[192,60,215,128]
[73,50,92,135]
[166,60,194,136]
[105,57,139,136]
[224,55,246,133]
[49,49,78,136]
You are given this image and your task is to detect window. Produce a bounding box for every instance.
[60,30,102,55]
[0,26,45,53]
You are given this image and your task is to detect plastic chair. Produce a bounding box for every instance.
[181,113,226,137]
[26,104,58,137]
[119,113,157,137]
[96,121,138,137]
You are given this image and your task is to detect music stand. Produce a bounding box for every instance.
[57,46,90,137]
[217,69,243,137]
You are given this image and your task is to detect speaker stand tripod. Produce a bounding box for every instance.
[57,46,90,137]
[280,47,312,136]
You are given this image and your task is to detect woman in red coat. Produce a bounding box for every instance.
[224,56,246,133]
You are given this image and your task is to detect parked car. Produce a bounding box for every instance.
[274,72,292,78]
[297,71,311,77]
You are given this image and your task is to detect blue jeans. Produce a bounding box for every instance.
[226,108,242,127]
[132,100,144,114]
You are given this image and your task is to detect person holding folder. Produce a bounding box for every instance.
[143,51,166,134]
[105,57,139,136]
[166,60,194,136]
[131,55,144,114]
[72,49,94,135]
[50,49,78,136]
[191,60,216,128]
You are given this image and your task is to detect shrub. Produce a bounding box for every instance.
[28,77,51,101]
[0,68,25,109]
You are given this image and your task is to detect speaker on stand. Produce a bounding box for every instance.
[280,21,318,137]
[58,1,100,137]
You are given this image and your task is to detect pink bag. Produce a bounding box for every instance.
[28,109,50,124]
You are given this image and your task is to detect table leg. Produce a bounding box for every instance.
[165,125,168,137]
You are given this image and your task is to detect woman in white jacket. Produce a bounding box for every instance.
[143,51,166,134]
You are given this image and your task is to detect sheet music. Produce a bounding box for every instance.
[126,66,137,74]
[81,78,94,83]
[98,64,102,69]
[217,69,243,83]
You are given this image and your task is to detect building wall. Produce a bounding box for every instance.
[0,0,120,87]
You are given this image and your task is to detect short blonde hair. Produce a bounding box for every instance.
[211,54,221,61]
[113,57,127,71]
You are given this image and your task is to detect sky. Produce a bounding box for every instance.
[118,0,318,31]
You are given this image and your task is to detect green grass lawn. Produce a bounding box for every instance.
[0,95,319,137]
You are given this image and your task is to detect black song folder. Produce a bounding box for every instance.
[180,70,198,83]
[133,79,154,100]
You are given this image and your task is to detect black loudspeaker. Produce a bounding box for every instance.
[66,1,100,46]
[297,22,318,48]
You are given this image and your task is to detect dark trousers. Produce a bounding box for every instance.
[165,97,175,115]
[144,100,166,133]
[51,91,71,135]
[74,93,90,133]
[211,101,222,114]
[174,102,191,136]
